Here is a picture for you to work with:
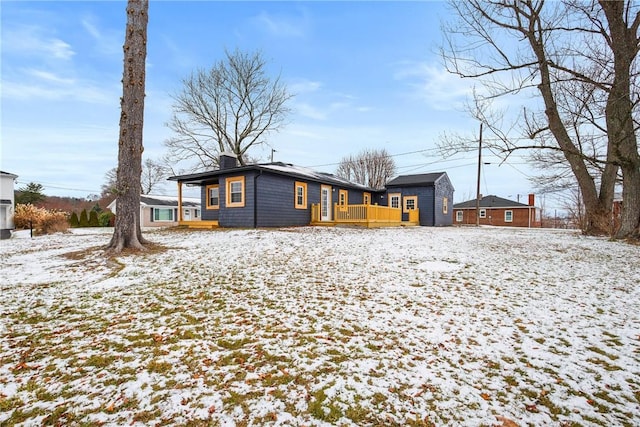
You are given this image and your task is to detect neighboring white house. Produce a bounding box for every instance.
[107,194,201,227]
[0,171,18,239]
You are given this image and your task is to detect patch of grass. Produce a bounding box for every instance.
[42,404,77,425]
[308,388,343,423]
[85,353,116,368]
[0,395,23,411]
[217,350,251,367]
[147,359,173,374]
[217,337,252,350]
[344,403,373,423]
[586,357,622,371]
[133,408,162,423]
[586,346,619,360]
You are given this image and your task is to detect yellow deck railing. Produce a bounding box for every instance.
[311,204,418,227]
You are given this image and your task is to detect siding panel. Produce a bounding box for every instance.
[256,173,310,227]
[219,172,255,227]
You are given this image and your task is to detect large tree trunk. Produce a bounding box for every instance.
[107,0,149,253]
[525,3,613,235]
[600,1,640,240]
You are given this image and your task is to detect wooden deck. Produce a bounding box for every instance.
[178,220,219,229]
[310,204,419,228]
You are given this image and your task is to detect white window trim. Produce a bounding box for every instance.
[389,193,401,209]
[479,209,487,218]
[505,210,513,223]
[456,211,463,222]
[153,207,175,222]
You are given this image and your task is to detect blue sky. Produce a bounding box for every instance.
[1,1,543,206]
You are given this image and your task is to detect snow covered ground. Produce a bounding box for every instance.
[0,226,638,426]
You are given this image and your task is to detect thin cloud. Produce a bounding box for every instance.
[81,14,122,56]
[1,77,115,105]
[253,10,308,38]
[395,61,473,111]
[293,102,328,121]
[2,25,75,60]
[289,79,322,94]
[26,69,75,85]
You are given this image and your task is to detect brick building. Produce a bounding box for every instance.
[453,194,541,228]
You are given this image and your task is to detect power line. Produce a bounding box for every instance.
[15,179,101,194]
[305,147,441,169]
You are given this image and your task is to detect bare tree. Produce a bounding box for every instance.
[439,0,640,238]
[106,0,149,253]
[101,168,117,198]
[165,49,293,171]
[102,158,169,197]
[336,148,396,189]
[562,186,587,231]
[598,0,640,239]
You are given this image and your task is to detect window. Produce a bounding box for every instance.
[443,197,448,214]
[294,181,307,209]
[153,208,174,221]
[338,189,348,210]
[456,210,463,222]
[226,176,245,207]
[195,209,200,218]
[206,185,219,209]
[505,210,513,222]
[403,196,417,213]
[389,193,401,209]
[479,209,487,218]
[363,192,371,205]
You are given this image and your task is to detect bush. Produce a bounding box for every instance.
[39,211,70,234]
[69,212,80,227]
[13,204,69,235]
[89,210,100,227]
[98,211,115,227]
[79,209,89,227]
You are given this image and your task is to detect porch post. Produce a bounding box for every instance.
[177,181,183,222]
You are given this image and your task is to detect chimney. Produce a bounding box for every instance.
[528,193,535,206]
[219,152,238,170]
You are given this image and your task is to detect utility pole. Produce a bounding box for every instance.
[475,123,483,227]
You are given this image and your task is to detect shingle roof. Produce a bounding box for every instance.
[453,195,530,209]
[139,195,200,208]
[386,172,446,187]
[169,162,378,192]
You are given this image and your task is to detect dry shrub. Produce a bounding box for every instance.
[14,204,69,235]
[39,211,69,234]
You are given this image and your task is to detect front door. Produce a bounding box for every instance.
[320,185,332,221]
[183,209,191,221]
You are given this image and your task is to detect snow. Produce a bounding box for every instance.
[0,226,639,426]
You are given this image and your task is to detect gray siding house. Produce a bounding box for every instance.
[169,155,376,228]
[169,155,454,228]
[385,173,454,226]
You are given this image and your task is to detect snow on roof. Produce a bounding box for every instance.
[107,194,201,211]
[168,162,377,191]
[140,194,200,207]
[260,162,375,191]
